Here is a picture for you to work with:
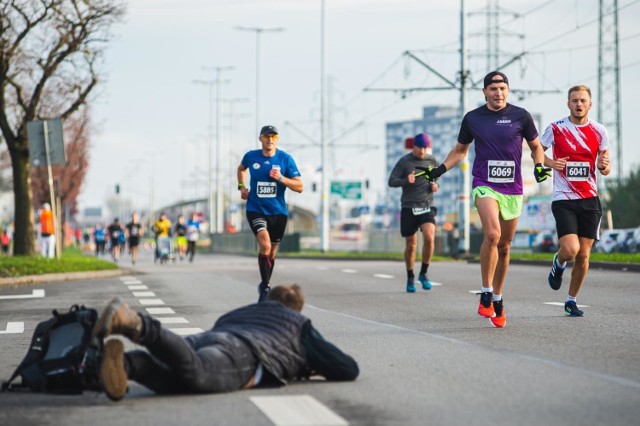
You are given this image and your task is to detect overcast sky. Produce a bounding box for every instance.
[79,0,640,215]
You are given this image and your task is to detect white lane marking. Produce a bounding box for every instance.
[128,285,148,290]
[373,274,394,279]
[169,327,204,335]
[0,322,24,334]
[430,282,443,287]
[469,290,481,295]
[133,291,156,297]
[341,269,358,274]
[0,289,45,300]
[123,280,142,285]
[120,276,136,280]
[139,299,165,306]
[544,302,589,308]
[250,395,349,426]
[158,317,189,324]
[146,307,175,314]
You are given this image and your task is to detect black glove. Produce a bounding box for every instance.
[534,163,552,183]
[415,164,447,183]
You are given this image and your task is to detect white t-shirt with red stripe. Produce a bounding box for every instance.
[540,117,609,201]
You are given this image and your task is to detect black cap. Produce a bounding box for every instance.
[483,71,509,88]
[260,125,278,136]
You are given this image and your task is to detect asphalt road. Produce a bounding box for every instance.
[1,251,639,426]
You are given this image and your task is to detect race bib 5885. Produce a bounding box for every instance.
[257,181,277,198]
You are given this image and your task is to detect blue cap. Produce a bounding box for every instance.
[413,133,431,148]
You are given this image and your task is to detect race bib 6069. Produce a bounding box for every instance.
[566,161,590,181]
[257,181,277,198]
[487,160,515,183]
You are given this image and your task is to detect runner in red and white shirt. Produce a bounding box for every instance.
[540,85,611,317]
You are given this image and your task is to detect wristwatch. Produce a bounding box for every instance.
[237,183,245,190]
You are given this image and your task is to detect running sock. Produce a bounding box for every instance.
[419,263,429,276]
[407,270,415,280]
[556,256,567,268]
[566,295,577,303]
[481,286,493,293]
[258,254,272,285]
[493,294,502,302]
[268,257,276,280]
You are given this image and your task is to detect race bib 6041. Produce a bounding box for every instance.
[566,161,590,181]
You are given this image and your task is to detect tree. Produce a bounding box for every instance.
[30,107,91,220]
[604,165,640,228]
[0,0,125,255]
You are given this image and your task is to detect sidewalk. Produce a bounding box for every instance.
[0,269,129,287]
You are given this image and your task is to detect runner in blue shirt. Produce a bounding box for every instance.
[237,125,303,302]
[418,71,555,328]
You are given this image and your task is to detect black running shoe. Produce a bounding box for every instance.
[478,291,495,318]
[564,300,584,317]
[257,283,271,303]
[548,253,565,291]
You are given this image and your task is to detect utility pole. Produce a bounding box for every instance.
[598,0,621,181]
[236,26,284,147]
[320,0,330,252]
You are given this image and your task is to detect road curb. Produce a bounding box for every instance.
[0,268,134,287]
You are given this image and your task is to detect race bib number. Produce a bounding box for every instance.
[487,160,515,183]
[257,181,277,198]
[566,161,590,181]
[412,207,431,216]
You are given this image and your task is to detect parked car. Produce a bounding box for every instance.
[617,227,640,253]
[532,230,558,253]
[340,222,362,241]
[594,229,623,253]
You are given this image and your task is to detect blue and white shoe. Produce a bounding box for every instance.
[406,279,416,293]
[257,283,271,303]
[548,253,565,291]
[418,274,432,290]
[564,300,584,317]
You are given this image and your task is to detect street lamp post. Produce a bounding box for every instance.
[192,79,215,234]
[235,26,284,147]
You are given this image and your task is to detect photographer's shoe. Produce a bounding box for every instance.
[100,339,128,401]
[93,297,142,341]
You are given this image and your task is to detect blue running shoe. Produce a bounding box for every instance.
[418,274,432,290]
[257,283,271,303]
[564,300,584,317]
[406,278,416,293]
[548,253,565,291]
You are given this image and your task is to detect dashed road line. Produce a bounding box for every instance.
[157,317,190,324]
[341,269,358,274]
[128,285,148,290]
[169,328,204,336]
[544,302,589,308]
[139,299,165,306]
[132,291,156,297]
[0,322,24,334]
[146,307,175,314]
[250,395,349,426]
[373,273,394,279]
[0,289,45,300]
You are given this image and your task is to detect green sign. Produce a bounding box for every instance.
[331,181,362,200]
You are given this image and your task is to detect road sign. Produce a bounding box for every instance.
[27,119,66,166]
[330,181,362,200]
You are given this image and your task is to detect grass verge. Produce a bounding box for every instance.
[0,248,117,278]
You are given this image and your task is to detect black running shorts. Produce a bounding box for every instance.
[246,211,288,244]
[551,197,602,240]
[400,207,436,238]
